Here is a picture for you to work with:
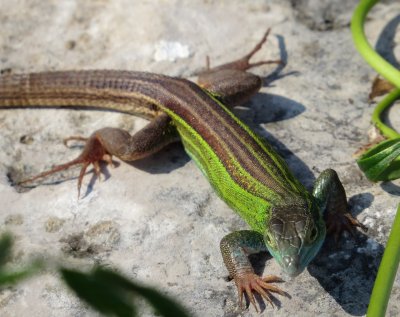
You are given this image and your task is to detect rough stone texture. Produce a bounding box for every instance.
[0,0,400,316]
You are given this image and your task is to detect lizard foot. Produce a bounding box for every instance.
[326,211,368,243]
[204,28,282,72]
[19,133,113,198]
[234,273,287,311]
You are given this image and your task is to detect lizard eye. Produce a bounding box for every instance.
[308,226,318,242]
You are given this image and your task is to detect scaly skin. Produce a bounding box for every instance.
[0,30,367,311]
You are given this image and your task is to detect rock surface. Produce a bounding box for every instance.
[1,0,400,316]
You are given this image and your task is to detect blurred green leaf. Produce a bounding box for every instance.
[0,261,42,287]
[61,268,137,317]
[357,138,400,181]
[0,234,13,267]
[0,233,41,289]
[0,233,190,316]
[0,233,43,288]
[92,268,191,317]
[62,267,190,317]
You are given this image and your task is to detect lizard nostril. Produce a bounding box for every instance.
[282,256,292,266]
[282,255,298,268]
[282,256,301,277]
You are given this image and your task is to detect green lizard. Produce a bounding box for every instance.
[0,29,367,310]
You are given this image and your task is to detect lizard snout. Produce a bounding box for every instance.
[282,255,301,277]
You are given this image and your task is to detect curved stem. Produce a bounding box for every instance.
[351,0,400,139]
[351,0,400,87]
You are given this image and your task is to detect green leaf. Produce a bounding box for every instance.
[357,138,400,181]
[60,268,136,317]
[92,268,191,317]
[0,234,13,267]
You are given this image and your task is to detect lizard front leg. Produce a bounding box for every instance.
[312,169,368,241]
[19,113,179,197]
[220,230,286,311]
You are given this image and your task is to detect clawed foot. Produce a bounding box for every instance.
[204,28,282,73]
[326,211,368,243]
[233,28,283,71]
[234,272,287,312]
[18,133,114,198]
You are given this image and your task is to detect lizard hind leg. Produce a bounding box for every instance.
[223,28,282,71]
[197,28,282,107]
[18,132,112,198]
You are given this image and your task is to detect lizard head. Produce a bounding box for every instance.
[263,202,326,277]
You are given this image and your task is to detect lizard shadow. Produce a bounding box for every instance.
[127,142,189,174]
[263,34,300,86]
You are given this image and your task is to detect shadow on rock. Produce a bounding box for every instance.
[128,142,190,174]
[308,232,383,316]
[380,181,400,196]
[263,34,301,87]
[348,192,375,218]
[375,14,400,69]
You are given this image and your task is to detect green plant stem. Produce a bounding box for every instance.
[372,88,400,139]
[367,204,400,317]
[351,0,400,87]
